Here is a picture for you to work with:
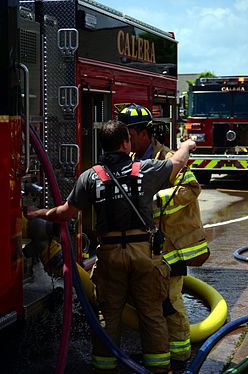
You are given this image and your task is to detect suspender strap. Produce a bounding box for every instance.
[130,161,141,176]
[93,162,141,181]
[93,165,110,181]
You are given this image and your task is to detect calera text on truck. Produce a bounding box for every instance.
[0,0,177,329]
[183,76,248,184]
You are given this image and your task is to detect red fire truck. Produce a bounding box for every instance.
[0,0,177,329]
[183,76,248,184]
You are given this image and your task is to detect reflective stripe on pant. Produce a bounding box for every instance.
[92,241,170,371]
[92,355,118,370]
[166,276,191,361]
[143,352,170,368]
[169,338,191,356]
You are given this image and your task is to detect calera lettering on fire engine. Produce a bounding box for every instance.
[221,86,245,91]
[117,30,156,63]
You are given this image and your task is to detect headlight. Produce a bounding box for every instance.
[189,133,205,142]
[226,130,236,142]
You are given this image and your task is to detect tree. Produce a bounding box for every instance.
[187,70,216,87]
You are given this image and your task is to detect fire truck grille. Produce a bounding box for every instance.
[213,122,248,150]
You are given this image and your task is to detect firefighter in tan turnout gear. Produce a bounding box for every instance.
[153,153,210,369]
[26,119,196,373]
[118,103,208,371]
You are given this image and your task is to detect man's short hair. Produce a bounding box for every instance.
[99,120,129,152]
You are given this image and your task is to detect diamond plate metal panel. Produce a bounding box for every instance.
[41,1,78,204]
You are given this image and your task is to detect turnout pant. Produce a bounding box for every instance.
[166,276,191,361]
[92,232,171,372]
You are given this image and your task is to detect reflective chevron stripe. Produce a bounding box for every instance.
[163,241,209,265]
[153,169,198,218]
[188,158,248,170]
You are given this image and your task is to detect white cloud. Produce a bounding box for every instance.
[234,0,248,12]
[171,3,248,74]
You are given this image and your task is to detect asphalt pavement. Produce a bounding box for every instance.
[186,184,248,374]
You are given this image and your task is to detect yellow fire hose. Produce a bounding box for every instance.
[77,264,228,343]
[22,213,228,344]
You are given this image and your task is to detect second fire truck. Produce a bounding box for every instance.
[183,76,248,184]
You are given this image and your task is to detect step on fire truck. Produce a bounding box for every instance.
[0,0,178,329]
[183,76,248,184]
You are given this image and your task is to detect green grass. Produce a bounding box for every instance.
[221,324,248,373]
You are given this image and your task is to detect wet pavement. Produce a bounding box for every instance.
[1,174,248,374]
[187,175,248,373]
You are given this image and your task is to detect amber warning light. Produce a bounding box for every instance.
[185,122,202,131]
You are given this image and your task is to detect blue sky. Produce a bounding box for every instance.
[94,0,248,76]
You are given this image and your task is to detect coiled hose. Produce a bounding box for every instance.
[233,246,248,262]
[185,315,248,374]
[29,126,151,374]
